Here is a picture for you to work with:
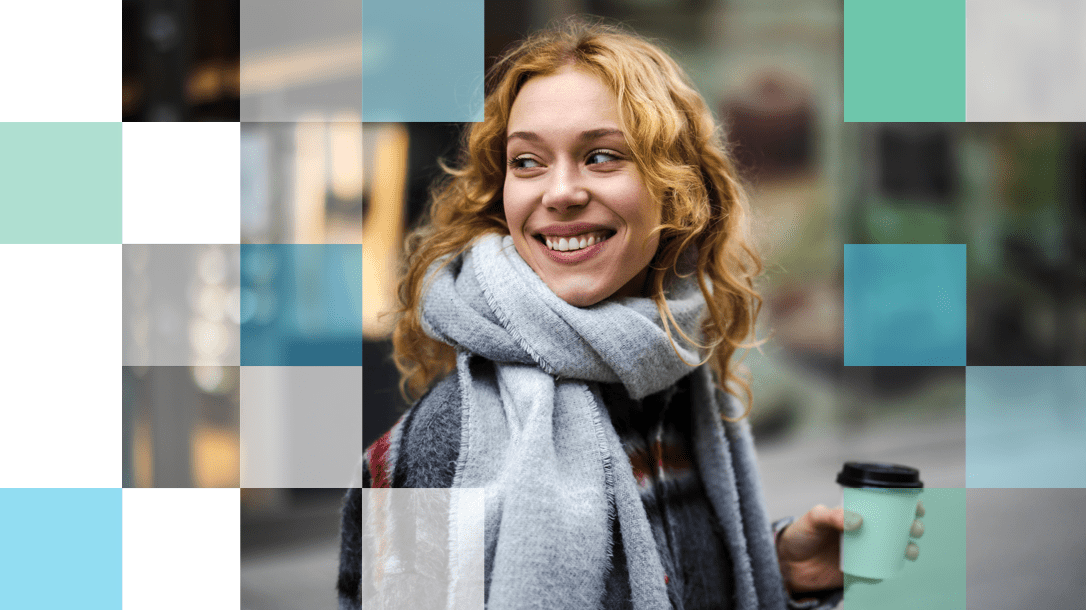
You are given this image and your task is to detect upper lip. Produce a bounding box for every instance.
[533,222,614,237]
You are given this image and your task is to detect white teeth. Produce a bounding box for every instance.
[542,231,610,252]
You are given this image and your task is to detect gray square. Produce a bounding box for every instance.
[967,0,1086,121]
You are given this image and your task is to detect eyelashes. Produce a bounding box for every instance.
[506,149,623,169]
[507,156,541,169]
[585,150,620,165]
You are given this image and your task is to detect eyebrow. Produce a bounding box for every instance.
[506,128,625,145]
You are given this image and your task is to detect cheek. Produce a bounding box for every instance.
[502,182,528,229]
[619,186,660,245]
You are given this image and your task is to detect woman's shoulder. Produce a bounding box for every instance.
[363,372,462,489]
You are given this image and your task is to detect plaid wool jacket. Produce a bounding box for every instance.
[362,371,843,610]
[339,486,362,610]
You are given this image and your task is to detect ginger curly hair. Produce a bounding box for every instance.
[390,20,763,419]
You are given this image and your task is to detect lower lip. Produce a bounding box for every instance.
[536,236,609,263]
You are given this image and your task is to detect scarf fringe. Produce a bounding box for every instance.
[471,242,559,377]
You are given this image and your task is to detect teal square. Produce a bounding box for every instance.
[966,366,1086,488]
[0,489,121,608]
[844,488,966,610]
[240,244,362,366]
[362,0,484,122]
[845,0,966,122]
[844,244,966,366]
[0,123,121,243]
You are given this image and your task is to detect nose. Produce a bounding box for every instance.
[541,161,589,213]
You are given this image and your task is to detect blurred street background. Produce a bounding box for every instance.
[123,0,240,121]
[240,488,350,610]
[364,1,1083,444]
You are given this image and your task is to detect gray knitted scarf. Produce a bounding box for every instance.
[420,233,787,610]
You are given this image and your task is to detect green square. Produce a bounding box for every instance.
[0,242,116,484]
[844,488,966,610]
[0,123,121,243]
[845,0,966,122]
[0,2,119,120]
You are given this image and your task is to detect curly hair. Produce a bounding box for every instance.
[391,19,763,419]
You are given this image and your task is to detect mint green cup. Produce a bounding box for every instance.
[837,462,923,580]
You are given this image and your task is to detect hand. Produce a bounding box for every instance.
[776,500,925,594]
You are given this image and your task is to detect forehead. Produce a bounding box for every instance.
[506,67,620,134]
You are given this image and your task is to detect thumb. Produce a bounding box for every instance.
[807,505,849,531]
[843,509,863,531]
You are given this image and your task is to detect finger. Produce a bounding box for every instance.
[806,504,842,530]
[843,510,863,531]
[916,500,925,517]
[910,519,924,538]
[905,542,919,561]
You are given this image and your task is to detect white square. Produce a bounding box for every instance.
[123,122,241,244]
[123,488,240,609]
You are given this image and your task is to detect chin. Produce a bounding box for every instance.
[559,294,601,308]
[550,283,613,308]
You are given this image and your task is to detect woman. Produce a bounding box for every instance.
[360,21,919,609]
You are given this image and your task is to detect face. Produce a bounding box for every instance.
[503,66,661,307]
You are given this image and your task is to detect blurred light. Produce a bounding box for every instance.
[362,124,409,339]
[199,247,229,285]
[330,118,363,201]
[191,425,240,488]
[196,285,228,322]
[241,35,361,95]
[189,320,228,358]
[135,420,154,488]
[239,288,257,325]
[186,60,239,104]
[219,367,239,396]
[294,118,328,243]
[133,314,150,347]
[243,250,278,284]
[191,366,225,394]
[127,245,150,273]
[226,287,242,325]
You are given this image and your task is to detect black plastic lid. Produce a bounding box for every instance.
[836,462,923,489]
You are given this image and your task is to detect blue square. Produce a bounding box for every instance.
[844,244,966,366]
[240,244,362,366]
[362,0,484,122]
[966,366,1086,488]
[0,489,121,608]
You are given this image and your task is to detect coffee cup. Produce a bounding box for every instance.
[836,461,923,580]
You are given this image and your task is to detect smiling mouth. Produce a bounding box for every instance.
[534,230,616,252]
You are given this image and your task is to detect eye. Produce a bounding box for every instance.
[586,149,621,165]
[508,156,542,169]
